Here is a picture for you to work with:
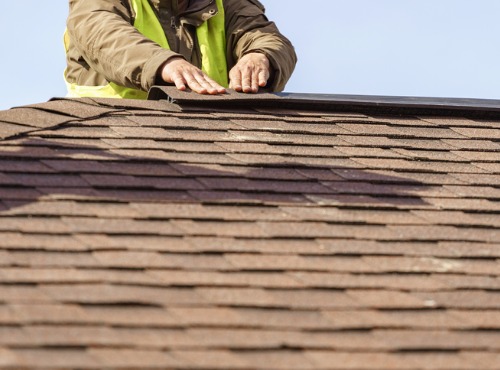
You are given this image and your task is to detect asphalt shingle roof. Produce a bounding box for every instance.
[0,87,498,369]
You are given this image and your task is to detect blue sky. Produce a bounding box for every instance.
[1,0,499,110]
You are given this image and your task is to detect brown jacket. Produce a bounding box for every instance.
[65,0,297,92]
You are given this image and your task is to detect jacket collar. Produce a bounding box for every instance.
[178,0,218,27]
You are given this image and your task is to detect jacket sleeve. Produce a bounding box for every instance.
[67,0,180,91]
[224,0,297,92]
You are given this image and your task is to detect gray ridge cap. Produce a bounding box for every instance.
[148,85,500,118]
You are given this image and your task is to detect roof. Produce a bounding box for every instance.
[0,87,499,369]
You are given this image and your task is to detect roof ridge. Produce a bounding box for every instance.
[149,86,500,119]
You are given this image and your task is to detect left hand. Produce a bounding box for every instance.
[229,53,271,93]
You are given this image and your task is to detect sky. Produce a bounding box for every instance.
[1,0,500,111]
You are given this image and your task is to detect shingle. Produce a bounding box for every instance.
[76,234,194,252]
[89,96,181,111]
[413,291,500,309]
[451,126,500,139]
[388,225,498,243]
[472,161,500,173]
[196,287,277,307]
[0,159,54,173]
[7,173,88,187]
[347,290,430,309]
[225,254,374,273]
[389,138,457,150]
[96,187,194,203]
[392,148,468,162]
[423,197,500,212]
[187,236,323,254]
[0,122,35,139]
[269,289,361,309]
[115,251,234,270]
[443,139,500,150]
[8,251,100,268]
[148,270,301,288]
[24,99,120,119]
[317,239,500,258]
[451,173,500,186]
[233,350,317,369]
[43,284,204,306]
[0,232,87,251]
[418,116,477,127]
[61,217,182,235]
[449,310,500,329]
[340,134,405,147]
[171,350,250,369]
[34,125,119,138]
[168,306,251,327]
[81,305,179,327]
[130,114,240,130]
[291,272,448,291]
[413,210,500,227]
[89,349,186,368]
[0,348,18,367]
[230,118,352,135]
[3,91,500,369]
[278,133,351,147]
[399,352,490,370]
[338,123,405,136]
[0,216,71,233]
[132,203,294,221]
[12,349,102,369]
[0,286,52,304]
[432,274,500,290]
[321,309,468,330]
[281,206,426,224]
[452,150,500,162]
[336,146,406,158]
[110,125,176,139]
[353,157,487,173]
[257,221,396,240]
[363,256,499,275]
[305,351,417,370]
[0,107,72,128]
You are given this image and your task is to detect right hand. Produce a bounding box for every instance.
[161,57,226,95]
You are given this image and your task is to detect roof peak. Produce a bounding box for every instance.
[149,86,500,118]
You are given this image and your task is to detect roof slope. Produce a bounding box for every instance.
[0,88,498,369]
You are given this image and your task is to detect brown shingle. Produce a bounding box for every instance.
[12,349,102,369]
[148,270,301,288]
[347,290,430,309]
[88,348,185,368]
[42,284,205,306]
[1,91,499,369]
[451,126,500,139]
[413,291,500,309]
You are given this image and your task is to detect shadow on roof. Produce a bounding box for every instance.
[0,138,430,213]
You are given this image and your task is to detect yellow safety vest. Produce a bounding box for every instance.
[65,0,228,99]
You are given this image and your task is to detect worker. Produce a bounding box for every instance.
[64,0,297,99]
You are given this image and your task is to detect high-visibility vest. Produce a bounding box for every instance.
[65,0,228,99]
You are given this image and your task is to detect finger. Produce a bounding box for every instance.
[229,69,243,91]
[203,75,226,94]
[251,68,260,93]
[241,68,253,93]
[183,71,208,94]
[194,72,220,95]
[258,68,270,87]
[171,71,187,91]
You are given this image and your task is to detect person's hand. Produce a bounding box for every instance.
[161,57,226,95]
[229,52,270,93]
